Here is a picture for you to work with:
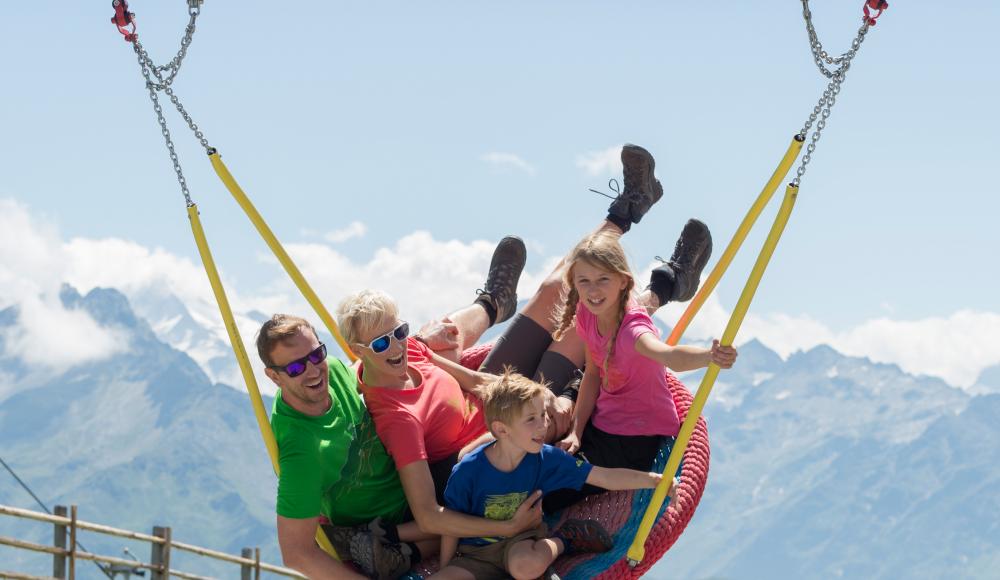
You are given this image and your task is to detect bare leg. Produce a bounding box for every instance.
[518,219,623,332]
[428,566,475,580]
[507,538,561,580]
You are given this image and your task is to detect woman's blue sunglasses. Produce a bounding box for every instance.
[268,343,327,378]
[366,322,409,354]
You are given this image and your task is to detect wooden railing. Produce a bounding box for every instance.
[0,504,305,580]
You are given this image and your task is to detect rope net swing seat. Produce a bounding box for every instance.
[112,0,888,576]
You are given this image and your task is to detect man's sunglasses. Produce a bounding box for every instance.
[365,322,410,354]
[268,343,327,378]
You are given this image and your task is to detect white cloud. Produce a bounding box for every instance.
[0,200,128,371]
[323,221,367,243]
[576,146,623,177]
[2,294,128,369]
[480,152,536,176]
[6,197,999,393]
[650,273,1000,389]
[832,311,1000,389]
[278,231,552,330]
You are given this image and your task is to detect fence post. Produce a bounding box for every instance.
[255,547,262,580]
[52,505,67,579]
[240,548,253,580]
[151,526,172,580]
[68,506,78,580]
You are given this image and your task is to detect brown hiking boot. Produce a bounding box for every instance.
[348,528,412,580]
[607,144,664,227]
[475,235,526,324]
[553,518,614,555]
[648,218,713,304]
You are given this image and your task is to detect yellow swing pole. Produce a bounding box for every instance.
[666,134,804,347]
[187,203,342,561]
[207,151,357,362]
[627,183,801,567]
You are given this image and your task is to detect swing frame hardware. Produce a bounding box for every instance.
[111,0,136,42]
[864,0,889,26]
[114,0,346,562]
[627,0,889,567]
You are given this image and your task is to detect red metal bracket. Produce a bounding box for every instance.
[863,0,889,26]
[111,0,137,42]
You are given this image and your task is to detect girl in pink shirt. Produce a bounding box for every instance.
[545,230,738,512]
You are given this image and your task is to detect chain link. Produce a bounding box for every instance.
[801,0,870,79]
[792,0,874,187]
[128,5,214,206]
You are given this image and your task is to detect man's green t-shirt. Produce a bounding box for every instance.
[270,357,408,526]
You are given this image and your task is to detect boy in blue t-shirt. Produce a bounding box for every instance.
[431,370,663,580]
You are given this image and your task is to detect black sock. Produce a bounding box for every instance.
[474,295,499,326]
[407,542,422,565]
[648,265,676,306]
[606,213,631,233]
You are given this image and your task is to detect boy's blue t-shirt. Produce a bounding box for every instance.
[444,442,593,546]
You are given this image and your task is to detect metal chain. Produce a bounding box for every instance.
[128,1,210,206]
[801,0,871,79]
[135,8,201,91]
[136,56,194,207]
[793,0,874,186]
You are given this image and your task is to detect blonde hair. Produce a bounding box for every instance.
[480,368,547,435]
[336,289,399,346]
[256,314,318,367]
[551,231,636,385]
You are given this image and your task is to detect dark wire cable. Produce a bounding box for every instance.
[1,455,114,579]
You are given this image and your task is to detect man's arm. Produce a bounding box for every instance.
[276,515,367,580]
[398,460,542,537]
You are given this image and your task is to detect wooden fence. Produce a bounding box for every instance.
[0,504,305,580]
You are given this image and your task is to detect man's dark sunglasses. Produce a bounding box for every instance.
[268,343,327,378]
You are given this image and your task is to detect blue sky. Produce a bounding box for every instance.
[2,1,999,388]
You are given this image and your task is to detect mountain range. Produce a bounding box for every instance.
[1,286,997,578]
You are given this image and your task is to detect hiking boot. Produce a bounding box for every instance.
[648,218,713,304]
[321,523,364,559]
[475,235,526,325]
[348,529,412,580]
[607,144,664,228]
[553,518,613,555]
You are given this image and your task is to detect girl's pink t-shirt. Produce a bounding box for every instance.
[575,300,681,437]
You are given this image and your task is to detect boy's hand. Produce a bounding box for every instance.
[710,339,738,369]
[558,431,581,455]
[509,490,543,534]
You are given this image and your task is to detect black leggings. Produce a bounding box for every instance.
[479,313,579,396]
[543,421,668,513]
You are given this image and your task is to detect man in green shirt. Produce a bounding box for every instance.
[257,237,541,579]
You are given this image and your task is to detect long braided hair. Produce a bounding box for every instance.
[552,231,636,387]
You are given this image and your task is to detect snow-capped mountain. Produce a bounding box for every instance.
[1,285,996,579]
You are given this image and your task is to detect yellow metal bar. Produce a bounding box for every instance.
[627,184,800,566]
[208,152,357,362]
[666,135,804,346]
[187,204,340,560]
